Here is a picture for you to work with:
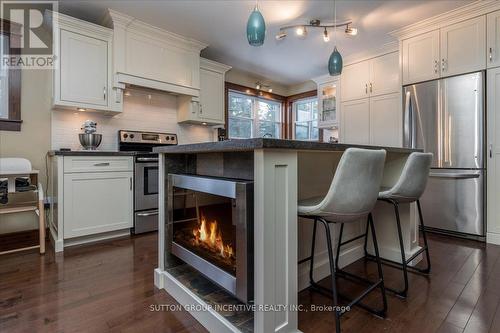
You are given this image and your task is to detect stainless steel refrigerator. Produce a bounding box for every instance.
[403,71,485,238]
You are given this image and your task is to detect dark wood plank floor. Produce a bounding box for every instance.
[1,232,499,333]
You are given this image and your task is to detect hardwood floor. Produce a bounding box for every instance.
[1,232,499,333]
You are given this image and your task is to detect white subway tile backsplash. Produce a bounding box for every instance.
[51,90,215,150]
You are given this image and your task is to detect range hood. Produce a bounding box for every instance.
[106,10,208,97]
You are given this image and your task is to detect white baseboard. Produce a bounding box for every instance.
[62,229,130,250]
[487,232,500,245]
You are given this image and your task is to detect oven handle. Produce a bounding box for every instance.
[136,210,159,217]
[136,157,159,162]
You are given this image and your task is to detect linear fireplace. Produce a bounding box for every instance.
[167,174,253,303]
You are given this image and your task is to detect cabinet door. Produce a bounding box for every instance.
[369,93,402,147]
[341,60,370,102]
[340,98,370,144]
[402,30,440,85]
[370,52,400,97]
[200,68,224,123]
[63,172,133,238]
[441,16,486,76]
[60,30,108,106]
[487,68,500,240]
[487,11,500,69]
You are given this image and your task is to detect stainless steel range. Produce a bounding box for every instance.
[118,130,178,234]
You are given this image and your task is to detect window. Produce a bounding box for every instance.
[228,91,282,139]
[0,19,22,131]
[293,97,319,141]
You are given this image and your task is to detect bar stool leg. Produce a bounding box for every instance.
[309,218,318,285]
[319,218,342,333]
[368,213,388,315]
[417,200,431,274]
[392,200,409,298]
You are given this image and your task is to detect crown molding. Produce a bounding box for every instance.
[200,58,232,74]
[51,11,112,39]
[391,0,500,40]
[106,9,208,53]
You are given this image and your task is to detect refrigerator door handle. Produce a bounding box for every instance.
[404,91,412,148]
[429,172,480,179]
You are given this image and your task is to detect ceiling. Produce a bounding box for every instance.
[58,0,474,85]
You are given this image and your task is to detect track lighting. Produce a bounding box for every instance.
[275,30,287,40]
[345,25,358,36]
[323,28,330,42]
[296,26,307,36]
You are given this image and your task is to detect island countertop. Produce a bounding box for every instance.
[153,138,420,154]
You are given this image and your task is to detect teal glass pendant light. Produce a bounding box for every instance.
[328,0,343,75]
[246,1,266,46]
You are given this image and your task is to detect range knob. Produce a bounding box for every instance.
[123,133,128,139]
[165,136,170,141]
[170,136,176,141]
[130,134,135,139]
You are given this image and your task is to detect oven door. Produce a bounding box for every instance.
[135,157,159,211]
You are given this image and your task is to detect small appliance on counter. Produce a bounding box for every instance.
[79,120,102,150]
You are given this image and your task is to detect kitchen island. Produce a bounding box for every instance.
[153,139,421,333]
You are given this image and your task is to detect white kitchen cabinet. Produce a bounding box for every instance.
[63,171,133,238]
[369,93,402,147]
[49,155,134,252]
[178,58,231,125]
[440,16,486,77]
[402,30,440,85]
[341,61,370,101]
[487,68,500,243]
[60,30,108,107]
[340,98,370,145]
[370,52,400,97]
[487,10,500,68]
[341,52,399,102]
[53,12,120,113]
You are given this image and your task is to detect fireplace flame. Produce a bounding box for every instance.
[193,217,234,259]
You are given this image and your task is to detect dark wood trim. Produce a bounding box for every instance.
[0,228,47,252]
[224,82,287,139]
[0,18,22,132]
[284,90,321,140]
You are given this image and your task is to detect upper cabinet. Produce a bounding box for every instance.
[401,15,487,85]
[312,75,340,129]
[178,58,231,125]
[440,16,486,76]
[108,10,207,97]
[487,10,500,68]
[341,51,400,102]
[402,30,440,85]
[53,13,120,113]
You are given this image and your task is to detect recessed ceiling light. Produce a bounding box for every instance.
[202,122,207,126]
[268,88,273,93]
[77,108,86,112]
[124,91,131,97]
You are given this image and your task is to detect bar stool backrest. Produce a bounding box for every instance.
[315,148,386,222]
[385,152,433,202]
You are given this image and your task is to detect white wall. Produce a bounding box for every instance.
[51,88,215,150]
[225,68,290,97]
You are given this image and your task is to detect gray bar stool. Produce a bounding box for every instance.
[365,152,433,298]
[298,148,387,333]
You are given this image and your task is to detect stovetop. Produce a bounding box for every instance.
[118,130,178,154]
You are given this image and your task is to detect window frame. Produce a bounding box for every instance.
[0,19,22,131]
[292,96,319,141]
[225,82,286,139]
[285,90,320,141]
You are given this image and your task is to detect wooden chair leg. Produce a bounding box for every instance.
[38,199,45,254]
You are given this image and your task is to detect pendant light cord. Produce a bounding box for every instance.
[334,0,337,45]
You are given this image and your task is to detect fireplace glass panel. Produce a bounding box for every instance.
[172,188,236,276]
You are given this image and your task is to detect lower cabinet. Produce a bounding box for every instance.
[63,171,133,238]
[340,93,402,147]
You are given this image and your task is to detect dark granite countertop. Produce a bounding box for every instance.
[48,150,136,156]
[153,138,421,154]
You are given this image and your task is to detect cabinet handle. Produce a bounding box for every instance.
[93,162,110,167]
[365,83,368,94]
[434,60,438,73]
[441,58,446,72]
[199,103,203,114]
[130,177,132,191]
[369,82,373,93]
[103,86,106,100]
[490,47,493,62]
[490,143,493,158]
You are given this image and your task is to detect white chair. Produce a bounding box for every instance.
[0,158,45,254]
[298,148,387,333]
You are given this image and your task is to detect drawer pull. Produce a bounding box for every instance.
[137,210,158,217]
[93,162,110,167]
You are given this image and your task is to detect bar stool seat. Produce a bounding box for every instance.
[365,152,433,298]
[298,148,388,333]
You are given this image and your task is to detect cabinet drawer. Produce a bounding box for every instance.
[64,156,133,173]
